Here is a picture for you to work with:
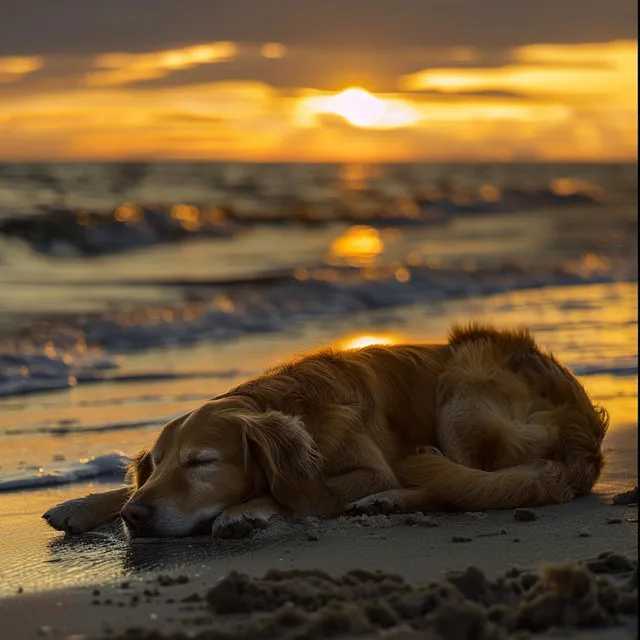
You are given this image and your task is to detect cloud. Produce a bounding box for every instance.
[0,0,637,56]
[399,40,637,108]
[0,55,42,83]
[86,42,237,86]
[0,40,636,162]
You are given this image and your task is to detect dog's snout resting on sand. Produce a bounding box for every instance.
[43,323,609,538]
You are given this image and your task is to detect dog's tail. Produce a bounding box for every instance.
[395,453,576,512]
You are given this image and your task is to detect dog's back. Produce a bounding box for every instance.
[226,327,608,504]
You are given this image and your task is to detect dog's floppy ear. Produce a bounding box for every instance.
[125,448,153,488]
[241,410,322,493]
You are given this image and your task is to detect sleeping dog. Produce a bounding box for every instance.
[43,323,608,538]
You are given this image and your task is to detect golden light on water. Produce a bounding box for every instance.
[114,202,142,223]
[327,225,384,267]
[170,204,201,230]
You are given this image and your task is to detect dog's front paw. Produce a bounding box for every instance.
[211,506,271,539]
[346,493,401,516]
[43,497,95,534]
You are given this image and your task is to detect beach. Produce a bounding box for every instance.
[0,162,637,638]
[1,493,637,638]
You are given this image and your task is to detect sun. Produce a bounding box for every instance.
[294,87,420,130]
[325,88,386,127]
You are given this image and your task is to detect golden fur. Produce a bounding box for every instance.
[43,323,609,538]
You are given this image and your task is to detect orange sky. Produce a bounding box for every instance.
[0,39,636,162]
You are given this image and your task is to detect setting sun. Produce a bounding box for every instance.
[295,87,420,131]
[326,88,386,127]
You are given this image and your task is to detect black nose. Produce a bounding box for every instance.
[121,500,153,534]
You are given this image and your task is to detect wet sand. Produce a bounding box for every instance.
[1,490,637,639]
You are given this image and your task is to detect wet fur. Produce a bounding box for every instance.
[43,323,609,536]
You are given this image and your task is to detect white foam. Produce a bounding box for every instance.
[0,453,130,492]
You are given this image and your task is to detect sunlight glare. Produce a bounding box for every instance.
[339,334,398,350]
[327,88,385,127]
[296,87,419,129]
[327,225,384,267]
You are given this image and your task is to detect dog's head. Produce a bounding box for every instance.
[120,398,321,537]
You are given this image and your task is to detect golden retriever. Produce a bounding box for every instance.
[43,323,608,538]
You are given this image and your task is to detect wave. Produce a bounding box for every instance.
[0,453,129,493]
[1,261,635,399]
[0,184,601,257]
[574,363,638,378]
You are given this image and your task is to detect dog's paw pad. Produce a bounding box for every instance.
[347,495,399,516]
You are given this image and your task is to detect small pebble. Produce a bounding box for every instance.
[606,518,622,525]
[37,626,53,636]
[307,533,320,541]
[452,536,472,543]
[513,508,537,522]
[579,529,592,537]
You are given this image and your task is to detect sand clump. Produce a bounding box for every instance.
[612,486,638,505]
[512,509,538,522]
[97,552,637,640]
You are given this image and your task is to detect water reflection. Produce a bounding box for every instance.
[326,225,384,267]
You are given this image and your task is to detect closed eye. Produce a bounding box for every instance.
[184,451,219,468]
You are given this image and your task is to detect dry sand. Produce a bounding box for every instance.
[1,488,637,640]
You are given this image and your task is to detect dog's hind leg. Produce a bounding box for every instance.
[348,452,574,514]
[43,487,130,533]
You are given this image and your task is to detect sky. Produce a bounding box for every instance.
[0,0,637,162]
